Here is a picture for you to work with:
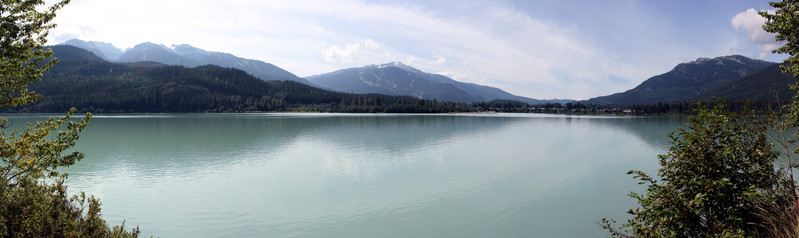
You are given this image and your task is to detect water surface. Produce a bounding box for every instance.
[6,113,685,237]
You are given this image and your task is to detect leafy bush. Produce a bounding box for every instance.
[602,103,796,237]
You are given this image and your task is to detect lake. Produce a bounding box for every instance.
[7,113,686,237]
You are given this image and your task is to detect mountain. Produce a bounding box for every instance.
[16,45,470,113]
[60,39,123,61]
[585,55,776,105]
[117,42,199,66]
[306,62,545,104]
[50,43,107,62]
[169,44,305,83]
[697,64,796,101]
[62,39,313,85]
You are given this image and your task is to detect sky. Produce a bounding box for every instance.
[44,0,788,100]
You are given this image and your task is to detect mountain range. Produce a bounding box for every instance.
[16,45,471,113]
[61,39,559,104]
[62,39,311,85]
[585,55,777,105]
[61,39,123,61]
[306,62,545,104]
[51,39,799,109]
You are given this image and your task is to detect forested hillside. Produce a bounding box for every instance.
[7,46,471,113]
[63,39,314,85]
[306,62,548,104]
[586,55,775,105]
[697,64,796,101]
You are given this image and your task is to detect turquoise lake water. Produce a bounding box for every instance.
[6,113,685,237]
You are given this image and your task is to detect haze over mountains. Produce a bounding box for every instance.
[61,39,123,61]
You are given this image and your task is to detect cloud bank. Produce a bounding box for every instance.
[323,42,360,63]
[45,0,784,100]
[731,8,782,58]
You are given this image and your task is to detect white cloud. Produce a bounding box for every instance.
[44,0,773,100]
[364,39,380,50]
[49,24,97,44]
[322,42,360,63]
[45,0,634,99]
[731,8,782,58]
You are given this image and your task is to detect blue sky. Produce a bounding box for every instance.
[45,0,787,100]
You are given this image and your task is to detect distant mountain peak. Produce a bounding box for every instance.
[586,54,777,105]
[63,39,311,85]
[372,62,422,74]
[682,55,767,66]
[136,42,162,47]
[719,55,757,64]
[133,42,172,51]
[171,43,192,48]
[688,57,713,64]
[379,61,405,67]
[369,61,405,69]
[60,39,124,61]
[307,63,547,104]
[171,44,213,56]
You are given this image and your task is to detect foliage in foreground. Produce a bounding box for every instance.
[0,110,138,237]
[1,0,140,236]
[603,0,799,236]
[761,0,799,80]
[759,0,799,236]
[601,103,796,237]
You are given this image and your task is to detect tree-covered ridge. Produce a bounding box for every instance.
[65,39,314,85]
[698,64,796,101]
[586,55,776,105]
[13,46,797,115]
[7,45,472,113]
[306,62,548,104]
[29,46,797,114]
